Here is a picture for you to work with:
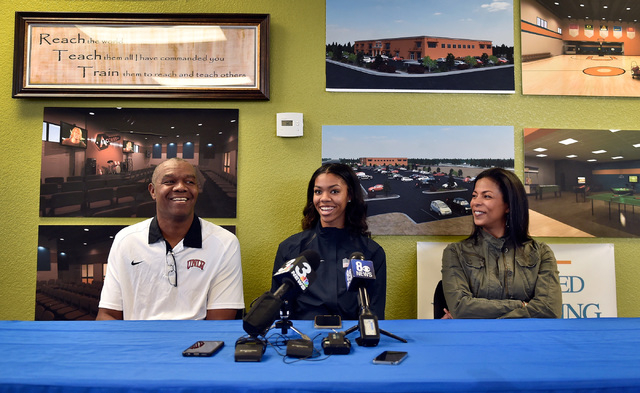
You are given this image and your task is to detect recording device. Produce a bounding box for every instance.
[242,250,321,337]
[314,314,342,329]
[321,332,351,355]
[234,337,267,362]
[182,341,224,357]
[373,350,408,365]
[345,252,380,347]
[286,338,314,358]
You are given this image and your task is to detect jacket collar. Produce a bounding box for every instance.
[479,228,508,250]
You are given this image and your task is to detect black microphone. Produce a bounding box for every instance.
[273,249,321,300]
[345,252,380,347]
[242,250,321,338]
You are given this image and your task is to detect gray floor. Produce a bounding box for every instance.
[528,191,640,238]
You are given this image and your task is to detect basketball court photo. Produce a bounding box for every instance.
[522,0,640,97]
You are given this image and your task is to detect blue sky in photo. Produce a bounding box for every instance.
[326,0,514,47]
[322,125,514,160]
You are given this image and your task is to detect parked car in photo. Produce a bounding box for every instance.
[416,179,434,188]
[441,181,458,189]
[356,172,373,180]
[368,184,384,192]
[449,197,471,214]
[430,200,452,216]
[401,177,413,182]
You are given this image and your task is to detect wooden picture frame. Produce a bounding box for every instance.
[13,12,269,99]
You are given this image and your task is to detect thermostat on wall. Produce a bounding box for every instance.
[277,113,303,137]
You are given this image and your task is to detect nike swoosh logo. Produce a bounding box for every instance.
[131,260,144,265]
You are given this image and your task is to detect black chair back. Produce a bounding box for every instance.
[433,280,448,319]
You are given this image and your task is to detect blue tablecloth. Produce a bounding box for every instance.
[1,318,639,392]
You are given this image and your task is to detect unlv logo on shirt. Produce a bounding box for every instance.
[186,259,205,270]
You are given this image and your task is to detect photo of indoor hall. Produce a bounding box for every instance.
[35,225,123,321]
[40,107,238,218]
[521,0,640,97]
[525,128,640,238]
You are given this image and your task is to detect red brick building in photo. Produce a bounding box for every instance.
[359,157,408,167]
[353,36,493,60]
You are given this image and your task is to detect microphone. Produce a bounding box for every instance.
[345,252,380,347]
[242,250,321,338]
[273,249,321,300]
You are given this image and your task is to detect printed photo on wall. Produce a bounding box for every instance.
[35,225,236,320]
[326,0,515,93]
[525,128,640,237]
[40,107,238,218]
[322,125,515,235]
[522,0,640,97]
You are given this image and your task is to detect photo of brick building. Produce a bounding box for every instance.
[354,35,493,60]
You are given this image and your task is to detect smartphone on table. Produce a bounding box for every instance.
[182,341,224,357]
[314,314,342,329]
[373,350,408,365]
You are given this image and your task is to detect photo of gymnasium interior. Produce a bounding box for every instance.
[522,0,640,96]
[525,128,640,237]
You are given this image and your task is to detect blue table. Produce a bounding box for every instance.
[1,318,639,392]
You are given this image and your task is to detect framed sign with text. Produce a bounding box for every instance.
[13,12,270,99]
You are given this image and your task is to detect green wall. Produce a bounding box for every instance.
[1,0,638,320]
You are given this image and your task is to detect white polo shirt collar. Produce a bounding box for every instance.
[147,215,203,250]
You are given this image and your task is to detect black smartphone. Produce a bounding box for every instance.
[314,314,342,329]
[182,341,224,357]
[373,350,408,365]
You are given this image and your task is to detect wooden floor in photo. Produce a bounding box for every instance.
[522,54,640,97]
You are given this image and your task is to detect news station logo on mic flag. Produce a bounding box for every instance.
[345,258,375,290]
[274,254,318,292]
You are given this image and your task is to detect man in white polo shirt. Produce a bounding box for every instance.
[97,158,244,320]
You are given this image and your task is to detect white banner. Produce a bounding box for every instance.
[585,24,594,38]
[600,25,609,38]
[417,242,616,319]
[569,24,579,38]
[628,27,636,39]
[614,26,622,39]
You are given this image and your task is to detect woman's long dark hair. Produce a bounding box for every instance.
[301,163,370,237]
[468,167,531,246]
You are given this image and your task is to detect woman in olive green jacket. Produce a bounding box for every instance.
[441,168,562,319]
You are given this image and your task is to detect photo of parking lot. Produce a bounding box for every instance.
[322,125,514,235]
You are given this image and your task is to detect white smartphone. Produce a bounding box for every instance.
[373,350,408,365]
